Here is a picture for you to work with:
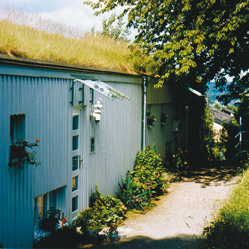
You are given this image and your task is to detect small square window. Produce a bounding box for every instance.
[72,156,79,171]
[72,136,79,151]
[72,176,78,191]
[89,88,94,105]
[90,137,95,153]
[72,196,78,212]
[72,115,79,130]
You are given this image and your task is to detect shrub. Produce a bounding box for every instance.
[117,173,154,210]
[164,147,190,174]
[118,147,164,210]
[76,186,127,235]
[132,147,164,193]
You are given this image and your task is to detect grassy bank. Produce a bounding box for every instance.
[0,9,143,74]
[203,166,249,248]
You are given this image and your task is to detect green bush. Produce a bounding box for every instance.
[117,173,154,210]
[76,186,127,235]
[118,147,164,210]
[164,147,190,174]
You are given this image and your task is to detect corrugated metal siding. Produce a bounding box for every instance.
[146,104,175,157]
[0,74,72,248]
[147,82,175,105]
[0,67,143,247]
[82,82,142,205]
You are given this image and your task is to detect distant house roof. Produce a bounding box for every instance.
[210,106,234,125]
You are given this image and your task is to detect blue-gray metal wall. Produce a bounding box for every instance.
[146,104,175,157]
[85,82,142,200]
[0,74,72,248]
[0,64,142,248]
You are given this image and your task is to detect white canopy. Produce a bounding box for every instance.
[187,87,203,97]
[74,79,130,100]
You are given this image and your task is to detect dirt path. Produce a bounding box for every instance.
[83,167,241,249]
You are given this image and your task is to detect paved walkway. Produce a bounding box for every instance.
[82,167,241,249]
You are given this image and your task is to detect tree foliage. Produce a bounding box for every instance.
[101,14,131,41]
[85,0,249,102]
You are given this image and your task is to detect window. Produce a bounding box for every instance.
[72,176,78,191]
[72,110,80,215]
[72,115,79,130]
[35,194,47,218]
[89,88,94,105]
[10,114,25,143]
[49,190,56,209]
[72,196,78,212]
[72,136,79,151]
[90,137,95,153]
[72,156,79,171]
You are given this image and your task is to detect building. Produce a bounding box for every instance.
[0,54,190,248]
[210,106,234,139]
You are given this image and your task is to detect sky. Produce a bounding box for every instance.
[0,0,113,33]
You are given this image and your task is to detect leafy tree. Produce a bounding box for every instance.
[101,14,131,41]
[85,0,249,102]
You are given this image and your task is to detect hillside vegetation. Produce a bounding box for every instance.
[0,9,143,74]
[204,165,249,248]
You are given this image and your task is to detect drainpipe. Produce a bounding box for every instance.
[142,75,148,150]
[239,116,242,155]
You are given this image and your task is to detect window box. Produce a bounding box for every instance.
[9,140,40,168]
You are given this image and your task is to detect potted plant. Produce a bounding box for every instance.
[160,113,168,126]
[39,207,61,233]
[147,114,156,128]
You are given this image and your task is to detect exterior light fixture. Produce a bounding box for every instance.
[91,98,103,122]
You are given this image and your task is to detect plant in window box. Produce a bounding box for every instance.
[147,114,156,128]
[9,139,41,168]
[160,113,168,126]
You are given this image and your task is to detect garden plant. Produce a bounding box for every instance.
[76,185,127,236]
[118,147,165,211]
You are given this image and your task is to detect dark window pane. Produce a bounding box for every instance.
[72,176,78,191]
[72,156,79,171]
[72,136,78,151]
[90,137,95,153]
[72,115,79,130]
[72,196,78,212]
[89,88,94,104]
[10,114,25,144]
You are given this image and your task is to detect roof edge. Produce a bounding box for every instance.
[0,53,142,78]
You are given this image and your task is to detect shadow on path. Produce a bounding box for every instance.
[81,234,202,249]
[181,165,239,186]
[80,164,240,249]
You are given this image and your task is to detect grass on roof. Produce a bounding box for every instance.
[0,10,145,74]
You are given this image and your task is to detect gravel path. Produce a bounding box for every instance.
[83,167,241,249]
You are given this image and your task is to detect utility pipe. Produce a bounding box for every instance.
[142,75,147,150]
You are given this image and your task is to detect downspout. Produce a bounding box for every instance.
[239,116,242,155]
[142,75,148,150]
